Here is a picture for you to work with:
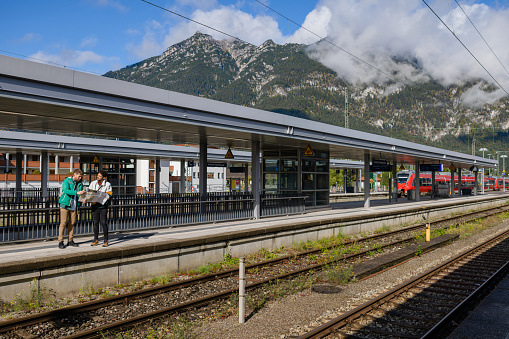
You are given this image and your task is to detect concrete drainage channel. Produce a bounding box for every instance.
[0,195,507,303]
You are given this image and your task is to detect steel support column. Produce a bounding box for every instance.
[392,161,397,201]
[415,160,420,202]
[41,151,48,199]
[474,171,478,196]
[431,170,436,198]
[180,159,186,193]
[458,167,462,195]
[364,152,370,208]
[244,164,249,193]
[15,151,22,201]
[252,140,261,219]
[155,158,161,195]
[450,170,454,197]
[199,139,207,201]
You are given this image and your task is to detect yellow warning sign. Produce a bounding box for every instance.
[93,156,99,163]
[449,164,455,171]
[303,144,314,157]
[225,148,234,159]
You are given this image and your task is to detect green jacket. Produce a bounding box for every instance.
[58,177,84,208]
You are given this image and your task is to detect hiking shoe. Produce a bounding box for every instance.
[102,241,108,247]
[58,241,65,249]
[91,240,99,246]
[67,240,79,247]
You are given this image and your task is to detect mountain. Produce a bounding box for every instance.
[104,32,509,156]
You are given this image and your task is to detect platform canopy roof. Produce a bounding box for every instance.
[0,55,497,169]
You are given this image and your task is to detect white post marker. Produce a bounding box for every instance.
[239,257,245,323]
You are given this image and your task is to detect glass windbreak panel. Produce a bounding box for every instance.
[282,159,298,172]
[120,163,136,173]
[264,150,279,157]
[302,173,315,190]
[125,186,136,195]
[316,160,328,172]
[102,157,119,163]
[302,159,315,172]
[102,163,119,172]
[120,174,136,185]
[120,158,135,164]
[109,174,119,186]
[281,150,297,157]
[264,173,278,190]
[316,151,329,159]
[264,159,278,172]
[303,192,315,206]
[316,174,329,189]
[281,173,297,190]
[316,191,329,206]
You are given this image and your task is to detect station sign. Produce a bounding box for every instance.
[229,166,246,173]
[420,164,443,172]
[370,164,392,172]
[207,162,227,168]
[372,159,388,165]
[187,160,195,167]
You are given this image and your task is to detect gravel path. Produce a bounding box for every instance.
[196,219,509,339]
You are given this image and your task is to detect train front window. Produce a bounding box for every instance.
[397,174,409,184]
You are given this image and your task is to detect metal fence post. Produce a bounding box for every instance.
[239,257,245,324]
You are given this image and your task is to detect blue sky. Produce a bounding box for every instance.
[1,0,508,99]
[1,0,320,74]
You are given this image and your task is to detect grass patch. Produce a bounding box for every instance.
[323,265,353,284]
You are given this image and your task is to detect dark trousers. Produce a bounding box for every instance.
[92,208,108,242]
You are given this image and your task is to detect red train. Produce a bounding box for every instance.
[397,170,504,196]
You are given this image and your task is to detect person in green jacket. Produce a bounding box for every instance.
[58,169,85,249]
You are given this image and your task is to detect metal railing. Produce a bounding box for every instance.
[0,192,306,242]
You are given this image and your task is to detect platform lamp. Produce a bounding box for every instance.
[479,148,488,158]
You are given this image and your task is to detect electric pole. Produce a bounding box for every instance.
[344,88,349,129]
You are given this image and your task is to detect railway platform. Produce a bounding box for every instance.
[448,272,509,339]
[0,192,508,303]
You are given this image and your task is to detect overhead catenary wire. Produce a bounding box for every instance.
[421,0,509,96]
[254,0,409,87]
[454,0,509,79]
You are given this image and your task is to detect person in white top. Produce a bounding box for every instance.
[89,170,113,247]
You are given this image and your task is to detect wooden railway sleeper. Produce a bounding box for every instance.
[411,286,471,297]
[384,309,438,322]
[364,314,430,329]
[418,281,478,291]
[406,291,463,302]
[355,324,423,338]
[386,301,448,314]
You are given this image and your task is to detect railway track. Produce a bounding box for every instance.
[0,204,507,338]
[297,229,509,338]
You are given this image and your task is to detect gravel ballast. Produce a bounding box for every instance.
[197,219,509,339]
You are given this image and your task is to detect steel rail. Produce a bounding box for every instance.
[0,203,507,336]
[297,229,509,338]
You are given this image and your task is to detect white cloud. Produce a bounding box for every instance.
[29,49,118,73]
[91,0,127,12]
[125,20,166,60]
[302,0,509,105]
[17,33,41,43]
[286,6,332,45]
[80,37,98,48]
[163,6,284,47]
